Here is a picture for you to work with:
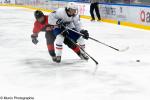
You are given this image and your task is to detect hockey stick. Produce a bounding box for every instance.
[66,36,99,65]
[61,27,99,65]
[64,26,129,52]
[80,46,99,65]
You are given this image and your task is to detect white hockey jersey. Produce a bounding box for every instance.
[48,8,81,31]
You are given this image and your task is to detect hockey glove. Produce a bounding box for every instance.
[31,35,39,45]
[56,19,70,29]
[80,30,89,40]
[45,24,54,32]
[61,29,69,37]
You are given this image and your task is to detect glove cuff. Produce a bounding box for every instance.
[31,34,38,38]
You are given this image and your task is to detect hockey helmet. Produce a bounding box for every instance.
[66,2,78,17]
[34,10,44,19]
[67,2,78,10]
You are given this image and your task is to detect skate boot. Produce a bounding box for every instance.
[52,56,57,62]
[55,56,61,63]
[78,52,89,60]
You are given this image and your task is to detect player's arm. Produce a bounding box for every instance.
[73,15,89,40]
[48,10,68,36]
[73,15,81,31]
[32,21,41,36]
[48,10,62,26]
[31,22,40,45]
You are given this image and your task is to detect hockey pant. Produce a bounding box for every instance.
[45,32,81,57]
[55,34,85,57]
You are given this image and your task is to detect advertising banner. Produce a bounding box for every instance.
[44,1,90,16]
[0,0,15,4]
[137,7,150,26]
[99,4,150,26]
[13,1,150,26]
[99,4,129,21]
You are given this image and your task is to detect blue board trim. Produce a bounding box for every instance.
[99,3,150,8]
[51,0,150,8]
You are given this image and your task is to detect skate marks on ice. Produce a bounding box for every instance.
[22,58,87,67]
[20,58,97,74]
[92,70,142,95]
[21,58,141,92]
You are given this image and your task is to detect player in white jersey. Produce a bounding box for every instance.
[48,2,89,63]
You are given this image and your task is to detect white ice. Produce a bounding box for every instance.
[0,6,150,100]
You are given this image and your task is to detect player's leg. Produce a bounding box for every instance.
[90,3,95,21]
[45,32,56,62]
[67,30,89,60]
[63,36,81,56]
[55,34,65,63]
[77,37,89,60]
[94,2,101,21]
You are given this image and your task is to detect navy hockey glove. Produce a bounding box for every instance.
[56,19,64,26]
[56,19,70,29]
[80,30,89,40]
[31,35,39,45]
[61,29,69,37]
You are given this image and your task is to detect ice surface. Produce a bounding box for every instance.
[0,6,150,100]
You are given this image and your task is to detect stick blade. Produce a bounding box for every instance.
[119,46,129,52]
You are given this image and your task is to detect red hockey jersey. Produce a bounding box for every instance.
[32,15,48,36]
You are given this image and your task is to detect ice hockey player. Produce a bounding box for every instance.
[31,10,88,63]
[48,2,89,63]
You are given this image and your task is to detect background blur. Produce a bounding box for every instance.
[1,0,150,5]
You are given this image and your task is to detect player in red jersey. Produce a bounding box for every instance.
[31,10,87,63]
